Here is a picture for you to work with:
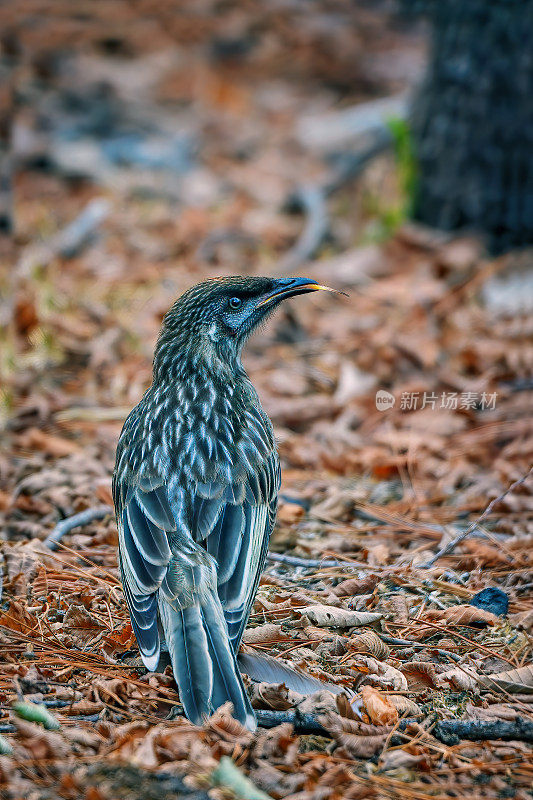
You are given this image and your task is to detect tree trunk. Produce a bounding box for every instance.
[407,0,533,254]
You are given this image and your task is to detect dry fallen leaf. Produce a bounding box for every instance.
[401,661,440,690]
[423,604,499,627]
[387,695,423,717]
[355,657,408,691]
[301,606,382,628]
[250,682,304,710]
[439,665,479,692]
[361,686,398,726]
[349,630,390,660]
[16,428,82,457]
[480,664,533,694]
[319,712,391,758]
[243,624,293,644]
[332,575,379,597]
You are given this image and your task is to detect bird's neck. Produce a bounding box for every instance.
[154,331,243,381]
[152,335,253,411]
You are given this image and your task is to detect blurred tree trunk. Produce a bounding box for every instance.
[407,0,533,254]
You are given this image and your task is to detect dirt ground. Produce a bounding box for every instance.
[1,3,532,799]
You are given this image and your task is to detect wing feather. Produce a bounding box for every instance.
[193,448,279,652]
[114,477,176,672]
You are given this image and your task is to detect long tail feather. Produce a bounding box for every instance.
[201,604,256,730]
[238,651,347,696]
[159,595,256,730]
[158,598,213,725]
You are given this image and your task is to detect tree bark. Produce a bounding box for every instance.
[406,0,533,254]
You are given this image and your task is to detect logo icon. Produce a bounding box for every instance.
[375,390,395,411]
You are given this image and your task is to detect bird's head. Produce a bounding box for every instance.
[154,276,339,375]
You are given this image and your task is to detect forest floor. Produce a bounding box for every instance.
[1,3,532,799]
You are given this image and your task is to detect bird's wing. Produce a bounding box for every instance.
[192,448,280,652]
[113,473,174,670]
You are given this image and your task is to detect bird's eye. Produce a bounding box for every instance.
[228,297,242,310]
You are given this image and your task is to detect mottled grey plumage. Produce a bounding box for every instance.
[113,276,330,729]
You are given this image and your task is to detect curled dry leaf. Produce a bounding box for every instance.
[384,594,410,625]
[349,630,390,660]
[12,718,70,760]
[303,625,341,641]
[63,603,107,646]
[401,661,440,690]
[361,685,398,726]
[423,604,499,627]
[4,540,58,598]
[0,600,39,634]
[508,610,533,632]
[16,428,82,458]
[332,574,379,597]
[250,682,304,710]
[365,543,389,566]
[355,656,408,691]
[253,722,298,762]
[439,665,479,692]
[249,760,304,798]
[379,749,427,771]
[157,725,214,765]
[61,726,104,751]
[62,699,105,716]
[91,678,130,705]
[206,703,255,743]
[130,727,161,769]
[336,692,363,721]
[315,634,347,657]
[243,624,292,644]
[301,605,382,628]
[480,664,533,694]
[296,689,340,717]
[387,695,423,717]
[319,712,391,758]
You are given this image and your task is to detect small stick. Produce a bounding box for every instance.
[256,711,533,745]
[43,507,359,569]
[267,552,361,569]
[256,709,330,735]
[279,132,390,274]
[278,185,328,273]
[43,506,113,551]
[420,466,533,568]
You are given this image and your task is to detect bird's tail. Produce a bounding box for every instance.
[158,593,256,730]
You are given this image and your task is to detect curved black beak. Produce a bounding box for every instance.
[256,277,345,308]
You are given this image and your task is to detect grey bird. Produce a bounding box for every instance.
[113,276,335,729]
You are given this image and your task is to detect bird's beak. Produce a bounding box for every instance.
[256,277,345,308]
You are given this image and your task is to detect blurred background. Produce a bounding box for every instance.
[1,0,532,555]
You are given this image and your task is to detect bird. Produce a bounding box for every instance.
[113,276,337,730]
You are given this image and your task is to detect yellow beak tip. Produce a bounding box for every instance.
[311,284,348,297]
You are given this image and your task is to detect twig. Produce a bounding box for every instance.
[256,709,330,735]
[420,466,533,568]
[434,718,533,745]
[17,198,111,278]
[267,552,360,568]
[278,131,391,273]
[278,185,328,273]
[43,506,113,551]
[256,710,533,745]
[295,93,408,151]
[515,581,533,593]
